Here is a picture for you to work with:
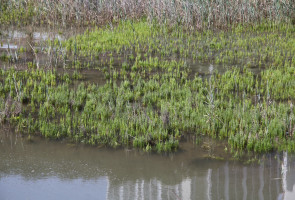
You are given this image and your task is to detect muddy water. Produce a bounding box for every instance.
[0,26,79,69]
[0,130,295,200]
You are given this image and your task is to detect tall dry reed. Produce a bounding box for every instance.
[2,0,295,29]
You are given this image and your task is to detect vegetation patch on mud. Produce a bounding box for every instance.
[1,20,295,158]
[1,1,295,158]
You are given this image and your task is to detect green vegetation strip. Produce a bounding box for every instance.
[1,20,295,157]
[53,20,295,70]
[1,63,295,155]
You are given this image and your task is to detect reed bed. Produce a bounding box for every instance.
[1,0,294,29]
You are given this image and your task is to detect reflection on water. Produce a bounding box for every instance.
[1,28,65,43]
[0,44,18,49]
[0,175,108,199]
[0,131,295,200]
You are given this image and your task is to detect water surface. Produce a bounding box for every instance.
[1,130,295,200]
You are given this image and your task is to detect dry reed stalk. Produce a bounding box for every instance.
[2,0,295,29]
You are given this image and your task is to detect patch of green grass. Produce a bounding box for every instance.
[1,19,295,157]
[1,59,295,155]
[54,20,295,71]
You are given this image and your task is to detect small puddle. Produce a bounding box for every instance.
[1,28,65,42]
[0,44,18,49]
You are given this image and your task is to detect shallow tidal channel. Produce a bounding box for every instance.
[0,130,295,200]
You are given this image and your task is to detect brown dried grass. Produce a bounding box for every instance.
[3,0,295,29]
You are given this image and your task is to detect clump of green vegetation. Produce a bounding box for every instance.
[0,53,10,62]
[53,20,295,72]
[0,97,5,122]
[1,10,295,157]
[0,0,37,26]
[1,49,295,155]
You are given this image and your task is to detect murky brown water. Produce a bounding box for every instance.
[1,129,295,200]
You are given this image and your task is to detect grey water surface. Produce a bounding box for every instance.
[1,130,295,200]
